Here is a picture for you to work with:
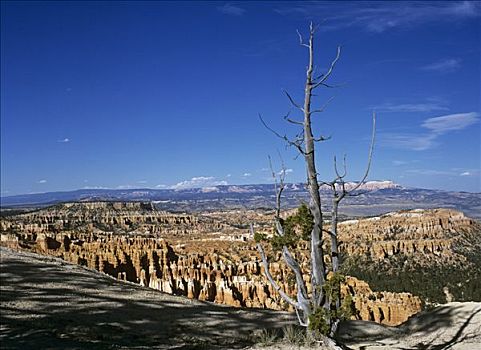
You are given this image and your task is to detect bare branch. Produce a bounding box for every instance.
[296,29,302,44]
[315,81,345,89]
[296,29,310,48]
[293,152,303,161]
[313,73,324,81]
[310,96,335,115]
[333,154,347,180]
[348,189,369,197]
[277,150,287,184]
[270,154,292,236]
[326,112,375,203]
[284,90,304,111]
[295,309,308,327]
[268,156,281,221]
[265,157,312,326]
[259,114,306,155]
[266,158,310,316]
[294,129,305,141]
[312,46,341,89]
[322,228,335,237]
[284,113,304,126]
[313,135,332,142]
[318,180,332,188]
[344,111,376,195]
[256,242,298,308]
[282,246,309,299]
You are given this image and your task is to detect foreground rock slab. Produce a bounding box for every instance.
[0,247,293,349]
[248,303,481,350]
[337,302,481,350]
[2,246,480,350]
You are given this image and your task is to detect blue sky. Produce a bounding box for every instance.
[1,1,480,195]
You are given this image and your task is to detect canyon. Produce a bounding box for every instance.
[1,202,479,327]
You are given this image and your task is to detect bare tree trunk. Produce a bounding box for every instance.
[330,199,342,335]
[303,23,326,312]
[331,199,341,273]
[257,22,374,346]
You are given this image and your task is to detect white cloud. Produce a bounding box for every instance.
[449,1,481,17]
[421,58,461,73]
[374,102,449,113]
[421,112,479,134]
[392,160,420,166]
[217,3,246,16]
[380,112,479,151]
[242,173,252,177]
[278,168,294,175]
[58,138,70,143]
[137,180,147,184]
[226,174,232,178]
[405,169,480,178]
[275,1,481,33]
[405,169,454,176]
[155,184,167,189]
[171,176,228,190]
[37,179,47,184]
[380,133,437,151]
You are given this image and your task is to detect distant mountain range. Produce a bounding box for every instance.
[1,181,480,219]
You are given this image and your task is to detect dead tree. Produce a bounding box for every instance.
[254,23,375,344]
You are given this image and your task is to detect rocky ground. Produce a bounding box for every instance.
[1,247,480,350]
[337,302,481,350]
[0,247,292,349]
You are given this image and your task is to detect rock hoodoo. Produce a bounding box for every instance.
[2,204,478,326]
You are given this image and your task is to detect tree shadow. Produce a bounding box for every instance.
[407,307,481,350]
[337,302,481,350]
[0,248,294,349]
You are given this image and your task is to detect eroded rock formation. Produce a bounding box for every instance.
[0,201,230,237]
[2,204,477,326]
[338,209,478,262]
[343,276,422,325]
[1,231,419,325]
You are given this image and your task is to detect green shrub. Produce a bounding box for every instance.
[270,233,299,250]
[283,203,313,241]
[339,294,355,319]
[254,232,267,243]
[308,307,330,335]
[256,203,314,250]
[307,273,354,335]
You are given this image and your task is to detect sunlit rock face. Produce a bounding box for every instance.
[343,276,422,325]
[339,208,478,262]
[0,229,422,325]
[1,204,478,326]
[0,201,229,237]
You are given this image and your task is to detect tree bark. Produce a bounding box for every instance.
[303,24,326,311]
